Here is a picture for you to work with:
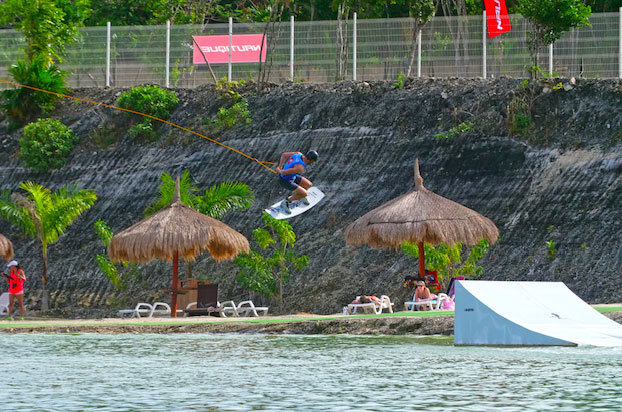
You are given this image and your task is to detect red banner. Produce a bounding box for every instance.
[193,34,266,64]
[484,0,511,38]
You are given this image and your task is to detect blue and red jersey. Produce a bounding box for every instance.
[279,153,306,181]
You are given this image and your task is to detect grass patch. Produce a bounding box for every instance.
[1,307,618,329]
[595,306,622,313]
[0,310,455,329]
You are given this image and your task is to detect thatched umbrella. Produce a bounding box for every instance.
[345,159,498,278]
[108,177,249,316]
[0,233,14,261]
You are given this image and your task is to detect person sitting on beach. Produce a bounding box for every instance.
[414,281,437,302]
[352,295,381,305]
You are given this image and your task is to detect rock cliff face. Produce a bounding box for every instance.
[0,78,620,316]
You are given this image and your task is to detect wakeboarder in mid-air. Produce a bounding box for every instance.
[274,150,319,214]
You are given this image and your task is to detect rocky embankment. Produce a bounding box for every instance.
[0,78,620,316]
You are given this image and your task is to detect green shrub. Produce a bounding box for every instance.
[1,56,67,124]
[394,72,407,88]
[116,85,179,119]
[434,121,473,140]
[19,118,77,171]
[508,96,533,137]
[116,85,178,140]
[128,119,156,141]
[205,100,251,131]
[546,240,557,260]
[94,219,138,290]
[216,77,245,101]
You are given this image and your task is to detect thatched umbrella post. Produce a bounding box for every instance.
[109,176,249,317]
[413,163,426,278]
[0,233,14,261]
[171,250,179,314]
[345,159,499,280]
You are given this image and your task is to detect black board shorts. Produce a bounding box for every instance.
[279,175,302,191]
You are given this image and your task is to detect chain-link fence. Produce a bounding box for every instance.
[0,12,620,89]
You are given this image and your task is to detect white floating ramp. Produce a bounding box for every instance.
[454,281,622,346]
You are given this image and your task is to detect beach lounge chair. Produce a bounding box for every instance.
[236,300,269,317]
[118,302,176,318]
[0,292,9,315]
[184,284,239,317]
[404,293,451,311]
[118,302,154,318]
[347,295,394,315]
[150,302,173,317]
[184,300,239,317]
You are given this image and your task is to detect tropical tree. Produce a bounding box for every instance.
[0,0,91,63]
[144,170,254,218]
[404,0,436,77]
[0,0,90,122]
[93,219,139,291]
[0,181,97,309]
[516,0,591,76]
[144,170,200,216]
[235,213,308,307]
[401,239,490,289]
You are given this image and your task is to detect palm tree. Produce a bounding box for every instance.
[145,171,254,218]
[143,170,254,278]
[0,181,97,309]
[195,181,254,219]
[144,170,199,217]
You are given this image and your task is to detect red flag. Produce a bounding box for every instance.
[484,0,511,38]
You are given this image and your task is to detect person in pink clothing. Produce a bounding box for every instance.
[2,260,26,320]
[351,295,381,305]
[414,281,437,302]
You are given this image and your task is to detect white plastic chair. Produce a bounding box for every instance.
[347,295,394,315]
[236,300,269,317]
[404,293,451,311]
[0,292,9,315]
[183,300,239,317]
[149,302,172,317]
[118,303,153,318]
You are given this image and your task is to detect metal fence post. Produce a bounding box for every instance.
[290,15,294,81]
[228,17,233,82]
[619,7,622,79]
[482,8,487,79]
[549,43,553,76]
[106,22,111,87]
[165,20,170,87]
[417,29,422,78]
[353,12,357,81]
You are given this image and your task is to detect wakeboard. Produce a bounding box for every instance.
[265,187,325,219]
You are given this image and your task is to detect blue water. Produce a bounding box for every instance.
[1,334,621,411]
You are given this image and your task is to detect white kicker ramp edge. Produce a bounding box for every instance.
[454,280,622,347]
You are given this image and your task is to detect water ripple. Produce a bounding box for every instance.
[1,334,620,411]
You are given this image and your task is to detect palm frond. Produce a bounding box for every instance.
[0,199,35,236]
[20,181,52,212]
[145,170,198,216]
[42,189,97,243]
[197,181,254,219]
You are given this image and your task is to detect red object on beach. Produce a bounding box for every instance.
[424,270,441,293]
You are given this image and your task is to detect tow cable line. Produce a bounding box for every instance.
[0,79,277,173]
